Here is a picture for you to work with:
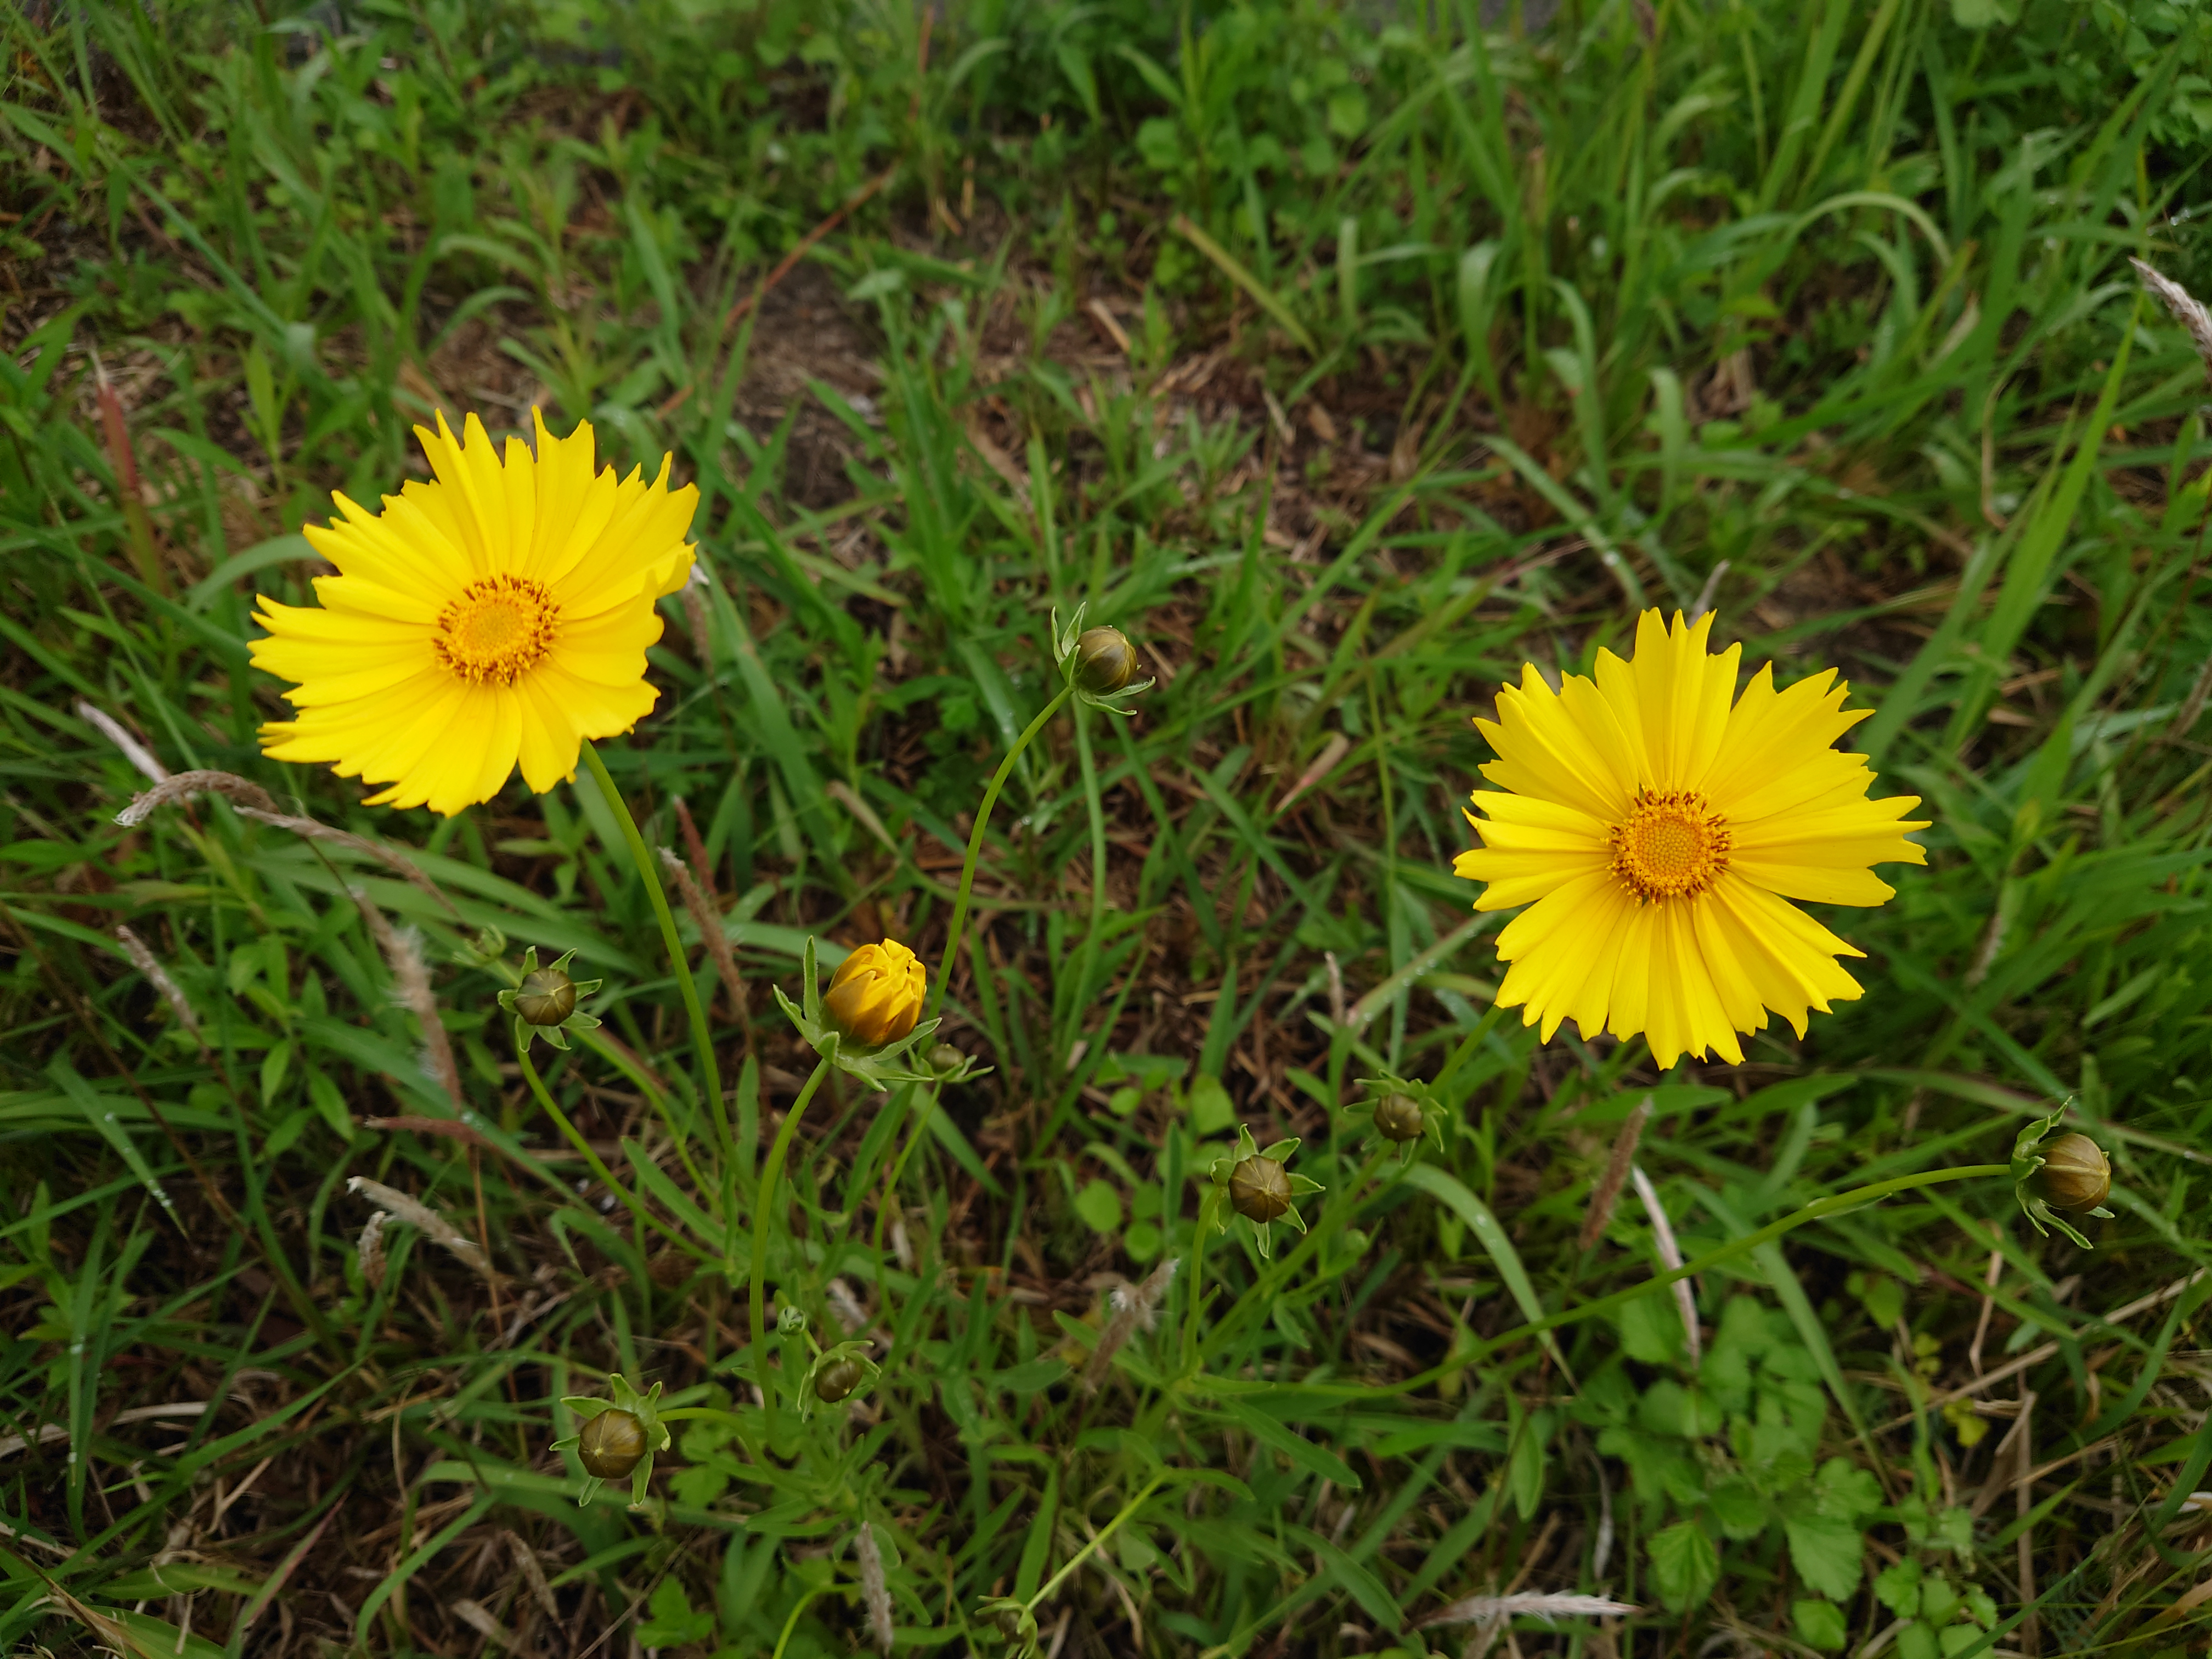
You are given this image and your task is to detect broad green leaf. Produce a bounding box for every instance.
[1649,1520,1719,1612]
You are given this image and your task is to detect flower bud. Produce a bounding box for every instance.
[513,965,578,1026]
[777,1304,809,1336]
[814,1358,864,1403]
[1073,627,1138,695]
[1372,1094,1425,1142]
[929,1043,966,1075]
[2036,1133,2110,1212]
[576,1408,646,1479]
[1228,1154,1291,1224]
[823,940,927,1048]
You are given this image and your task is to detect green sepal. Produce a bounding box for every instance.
[1347,1070,1451,1162]
[799,1339,881,1423]
[499,946,606,1053]
[2010,1102,2097,1250]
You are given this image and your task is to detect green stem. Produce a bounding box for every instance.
[1200,1147,1391,1361]
[1189,1163,2020,1402]
[581,741,726,1153]
[927,685,1072,1025]
[769,1586,830,1659]
[751,1056,834,1369]
[1028,1472,1168,1613]
[867,681,1070,1261]
[1073,696,1109,1007]
[871,1081,941,1259]
[515,1032,697,1255]
[1480,1163,2015,1360]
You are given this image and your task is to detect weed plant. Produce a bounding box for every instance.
[4,0,2212,1655]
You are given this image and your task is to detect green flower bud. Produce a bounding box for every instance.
[1074,627,1139,695]
[814,1358,864,1403]
[929,1043,966,1075]
[513,966,577,1026]
[2035,1133,2111,1212]
[1228,1154,1291,1224]
[1372,1093,1426,1142]
[776,1304,808,1336]
[577,1408,646,1480]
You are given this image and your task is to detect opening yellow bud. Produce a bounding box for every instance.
[822,939,927,1048]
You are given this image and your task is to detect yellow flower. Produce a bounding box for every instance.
[250,410,697,816]
[1453,610,1928,1068]
[822,940,927,1048]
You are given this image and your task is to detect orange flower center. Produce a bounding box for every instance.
[433,574,558,685]
[1610,789,1730,902]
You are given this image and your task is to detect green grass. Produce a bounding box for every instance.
[5,0,2212,1654]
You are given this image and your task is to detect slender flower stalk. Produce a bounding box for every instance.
[750,1056,834,1372]
[928,685,1071,1023]
[979,1471,1167,1652]
[581,741,725,1149]
[512,1032,678,1250]
[1198,1146,1388,1362]
[1278,1163,2019,1403]
[867,680,1071,1274]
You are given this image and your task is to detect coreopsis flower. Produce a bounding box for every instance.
[822,940,926,1047]
[252,410,697,815]
[1454,610,1928,1069]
